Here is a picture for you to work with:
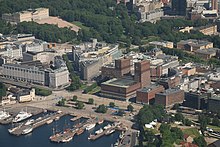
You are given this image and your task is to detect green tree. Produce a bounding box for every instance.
[35,87,52,96]
[72,95,78,102]
[174,113,184,122]
[76,101,84,109]
[0,82,6,98]
[127,104,134,112]
[88,98,94,104]
[184,118,192,126]
[193,136,207,147]
[109,102,115,108]
[212,117,220,127]
[96,104,107,113]
[199,114,211,132]
[57,98,66,106]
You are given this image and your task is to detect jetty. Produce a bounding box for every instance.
[9,112,65,136]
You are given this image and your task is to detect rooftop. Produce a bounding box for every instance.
[102,78,137,88]
[157,88,182,96]
[138,84,162,92]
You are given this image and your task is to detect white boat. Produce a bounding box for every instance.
[55,116,60,121]
[95,128,103,134]
[61,136,73,143]
[86,123,96,130]
[25,119,34,125]
[119,132,124,139]
[46,119,53,124]
[22,127,33,135]
[105,129,115,135]
[13,111,32,123]
[0,110,11,120]
[104,124,111,130]
[8,127,17,133]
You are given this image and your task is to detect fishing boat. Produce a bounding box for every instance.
[85,123,96,130]
[104,124,111,130]
[22,127,33,135]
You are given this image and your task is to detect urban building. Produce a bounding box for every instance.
[17,88,35,103]
[2,8,49,24]
[1,55,70,89]
[100,60,151,100]
[158,75,181,89]
[72,39,121,80]
[195,48,219,59]
[208,95,220,113]
[136,84,164,104]
[155,88,185,107]
[177,39,213,52]
[172,0,187,16]
[149,41,174,48]
[183,91,210,110]
[194,25,217,36]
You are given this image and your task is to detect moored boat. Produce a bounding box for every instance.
[46,119,53,124]
[97,119,104,124]
[105,129,115,135]
[86,123,96,130]
[13,111,32,123]
[76,128,84,135]
[104,124,111,130]
[22,127,33,135]
[25,119,34,125]
[61,136,73,143]
[95,128,103,135]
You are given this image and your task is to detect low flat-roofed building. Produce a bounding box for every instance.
[149,41,173,49]
[182,67,196,76]
[195,25,217,36]
[155,88,184,107]
[101,78,140,100]
[17,88,35,103]
[177,39,213,52]
[195,48,219,59]
[136,84,164,104]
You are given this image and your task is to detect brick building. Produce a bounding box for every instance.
[155,88,184,107]
[101,60,151,100]
[136,84,164,104]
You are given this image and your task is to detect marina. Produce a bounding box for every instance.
[0,106,134,147]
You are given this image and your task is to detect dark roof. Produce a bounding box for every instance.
[208,140,220,147]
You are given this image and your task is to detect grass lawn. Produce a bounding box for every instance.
[72,21,89,31]
[182,128,200,138]
[208,125,220,132]
[141,36,160,44]
[88,86,101,94]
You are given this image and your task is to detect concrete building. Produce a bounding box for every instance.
[155,88,185,107]
[23,50,57,63]
[73,39,121,80]
[0,44,22,59]
[143,9,164,23]
[2,8,49,24]
[149,41,174,48]
[17,88,35,102]
[195,48,219,59]
[177,39,213,52]
[1,55,70,89]
[101,60,151,100]
[136,84,165,104]
[208,96,220,113]
[195,25,217,36]
[184,91,210,110]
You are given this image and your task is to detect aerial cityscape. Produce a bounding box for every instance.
[0,0,220,147]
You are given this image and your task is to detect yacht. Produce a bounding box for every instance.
[24,119,34,125]
[0,110,11,120]
[104,124,111,130]
[85,123,96,130]
[13,111,32,123]
[95,128,103,134]
[22,127,33,135]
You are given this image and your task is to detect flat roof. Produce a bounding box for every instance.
[138,84,162,92]
[102,78,137,88]
[157,88,182,96]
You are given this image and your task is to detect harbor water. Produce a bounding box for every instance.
[0,115,120,147]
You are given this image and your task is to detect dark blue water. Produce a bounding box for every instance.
[0,115,120,147]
